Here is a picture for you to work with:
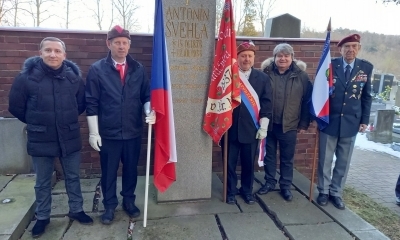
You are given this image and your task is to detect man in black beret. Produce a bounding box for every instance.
[316,33,373,210]
[85,25,155,224]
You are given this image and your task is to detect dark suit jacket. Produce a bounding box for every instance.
[228,68,273,143]
[322,57,373,138]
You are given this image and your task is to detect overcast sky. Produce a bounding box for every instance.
[18,0,400,36]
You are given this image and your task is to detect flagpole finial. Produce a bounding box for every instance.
[327,18,331,32]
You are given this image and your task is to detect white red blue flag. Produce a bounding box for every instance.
[150,0,177,192]
[311,19,332,130]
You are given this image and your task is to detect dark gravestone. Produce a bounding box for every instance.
[372,74,394,94]
[264,13,301,38]
[367,109,395,144]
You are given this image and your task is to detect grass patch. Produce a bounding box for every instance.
[343,186,400,240]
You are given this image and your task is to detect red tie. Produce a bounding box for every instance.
[116,63,125,85]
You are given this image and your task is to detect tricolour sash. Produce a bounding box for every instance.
[239,71,266,167]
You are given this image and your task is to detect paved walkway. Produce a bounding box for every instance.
[0,172,389,240]
[347,147,400,216]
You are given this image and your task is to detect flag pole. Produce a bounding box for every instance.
[309,129,319,201]
[143,124,152,227]
[223,133,228,203]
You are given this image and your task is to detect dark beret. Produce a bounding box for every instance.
[237,40,256,54]
[107,25,131,40]
[337,34,360,47]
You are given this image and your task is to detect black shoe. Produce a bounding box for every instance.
[68,211,93,225]
[316,193,328,206]
[226,195,236,205]
[123,200,141,218]
[101,209,115,225]
[257,184,274,195]
[329,195,345,210]
[280,189,293,201]
[241,194,255,205]
[32,219,50,238]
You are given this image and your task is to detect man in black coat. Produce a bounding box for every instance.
[257,43,312,201]
[317,34,373,210]
[85,25,155,224]
[225,41,273,205]
[8,37,92,238]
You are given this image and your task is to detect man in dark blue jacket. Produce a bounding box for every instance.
[8,37,93,238]
[85,25,155,224]
[317,34,373,210]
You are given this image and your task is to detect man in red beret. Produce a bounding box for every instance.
[85,25,155,224]
[224,40,272,205]
[316,34,373,210]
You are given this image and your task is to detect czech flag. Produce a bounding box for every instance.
[311,19,333,130]
[150,0,177,192]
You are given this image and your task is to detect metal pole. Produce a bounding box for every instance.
[143,124,153,227]
[309,130,319,202]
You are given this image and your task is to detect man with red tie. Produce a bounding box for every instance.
[85,25,155,224]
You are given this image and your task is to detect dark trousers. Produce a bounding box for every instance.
[99,137,141,210]
[224,138,257,196]
[396,174,400,198]
[263,124,297,190]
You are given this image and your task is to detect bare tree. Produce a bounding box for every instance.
[113,0,139,31]
[0,0,13,25]
[255,0,277,35]
[84,0,114,30]
[21,0,56,27]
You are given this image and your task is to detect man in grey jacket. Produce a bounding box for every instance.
[257,43,312,201]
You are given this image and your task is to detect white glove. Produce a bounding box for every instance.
[144,101,156,125]
[256,117,270,139]
[87,115,102,151]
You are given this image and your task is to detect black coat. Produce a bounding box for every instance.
[322,57,373,138]
[85,52,150,140]
[228,68,273,144]
[8,57,86,157]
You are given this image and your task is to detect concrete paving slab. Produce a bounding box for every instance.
[63,212,129,240]
[285,222,353,240]
[0,175,13,191]
[253,172,295,190]
[53,178,100,194]
[0,235,10,240]
[0,174,36,239]
[258,191,332,225]
[293,169,380,233]
[234,180,264,213]
[50,192,94,217]
[20,217,69,240]
[137,174,240,220]
[131,215,221,240]
[219,212,287,240]
[99,174,241,219]
[352,229,391,240]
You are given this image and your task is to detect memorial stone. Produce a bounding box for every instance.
[264,13,301,38]
[367,109,395,144]
[157,0,216,202]
[0,118,32,174]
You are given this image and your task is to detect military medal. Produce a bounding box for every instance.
[352,89,357,93]
[353,85,357,88]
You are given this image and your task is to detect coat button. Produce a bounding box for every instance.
[343,103,346,105]
[345,92,347,95]
[341,113,344,116]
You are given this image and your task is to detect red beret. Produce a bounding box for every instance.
[107,25,131,40]
[337,34,361,47]
[237,40,256,54]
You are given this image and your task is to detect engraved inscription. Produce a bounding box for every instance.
[165,6,209,58]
